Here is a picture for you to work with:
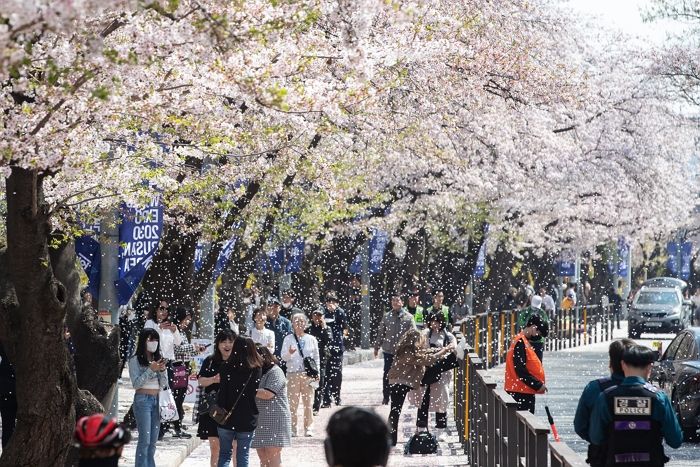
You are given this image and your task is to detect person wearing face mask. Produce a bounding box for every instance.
[143,300,182,439]
[129,329,168,467]
[320,291,348,408]
[280,290,302,320]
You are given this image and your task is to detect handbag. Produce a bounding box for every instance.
[171,361,189,390]
[294,334,319,379]
[159,387,179,422]
[405,431,438,455]
[198,389,218,415]
[209,371,253,425]
[421,333,459,386]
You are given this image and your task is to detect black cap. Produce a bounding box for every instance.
[526,314,549,337]
[312,309,324,316]
[622,345,656,367]
[281,289,296,298]
[267,296,281,306]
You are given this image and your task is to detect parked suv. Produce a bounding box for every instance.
[628,286,692,338]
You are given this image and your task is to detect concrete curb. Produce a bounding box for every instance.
[343,349,375,365]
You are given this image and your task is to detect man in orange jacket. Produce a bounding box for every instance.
[504,314,548,413]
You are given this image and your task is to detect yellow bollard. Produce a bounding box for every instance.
[500,313,505,361]
[583,308,588,344]
[474,320,480,355]
[487,315,492,366]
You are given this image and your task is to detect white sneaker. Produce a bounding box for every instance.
[304,429,314,437]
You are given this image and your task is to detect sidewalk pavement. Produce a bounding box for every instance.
[484,322,700,467]
[181,357,470,467]
[118,348,379,467]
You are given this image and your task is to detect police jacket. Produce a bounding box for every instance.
[590,376,683,466]
[574,372,624,467]
[574,372,625,442]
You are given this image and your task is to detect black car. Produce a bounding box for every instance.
[650,327,700,440]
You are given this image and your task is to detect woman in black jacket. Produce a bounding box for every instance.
[216,336,262,467]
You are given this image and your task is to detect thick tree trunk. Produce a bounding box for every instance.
[0,168,77,466]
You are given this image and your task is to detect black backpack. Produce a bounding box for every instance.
[405,431,438,455]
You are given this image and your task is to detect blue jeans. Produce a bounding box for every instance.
[217,427,254,467]
[133,393,160,467]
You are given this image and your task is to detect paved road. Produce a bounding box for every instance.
[484,322,700,467]
[181,358,469,466]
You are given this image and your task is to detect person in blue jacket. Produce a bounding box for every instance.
[589,345,683,466]
[574,338,634,467]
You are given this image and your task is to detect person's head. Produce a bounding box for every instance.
[432,289,445,308]
[609,338,635,375]
[621,345,656,379]
[80,289,93,305]
[530,295,542,310]
[213,329,236,362]
[253,307,267,329]
[390,293,403,311]
[256,343,278,371]
[538,286,547,296]
[266,297,281,319]
[523,314,548,339]
[312,309,325,325]
[229,336,263,369]
[325,407,390,467]
[281,290,296,310]
[407,288,420,307]
[225,306,236,322]
[291,312,308,336]
[325,291,340,311]
[395,328,423,356]
[135,328,161,367]
[174,306,193,331]
[349,275,361,287]
[74,414,131,465]
[150,300,170,323]
[241,288,253,304]
[427,311,446,333]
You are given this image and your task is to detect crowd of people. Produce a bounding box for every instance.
[118,284,470,466]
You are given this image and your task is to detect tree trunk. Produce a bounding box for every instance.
[0,167,77,466]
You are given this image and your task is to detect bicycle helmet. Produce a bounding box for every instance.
[74,414,131,449]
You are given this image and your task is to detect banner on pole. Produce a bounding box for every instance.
[115,198,163,305]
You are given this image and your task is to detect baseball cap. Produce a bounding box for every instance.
[526,314,549,337]
[267,296,281,306]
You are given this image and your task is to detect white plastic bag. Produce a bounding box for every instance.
[159,387,178,422]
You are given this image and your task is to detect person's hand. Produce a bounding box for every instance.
[536,384,547,394]
[197,344,206,353]
[289,345,297,355]
[213,374,220,384]
[149,361,160,371]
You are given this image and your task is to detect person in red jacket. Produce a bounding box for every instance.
[504,314,548,413]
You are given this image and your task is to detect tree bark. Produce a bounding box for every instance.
[0,167,77,466]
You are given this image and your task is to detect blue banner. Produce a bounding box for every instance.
[194,243,204,272]
[76,236,101,300]
[213,238,237,280]
[115,198,163,305]
[681,242,692,280]
[258,245,285,273]
[667,241,679,276]
[286,238,305,273]
[558,250,576,277]
[474,242,486,278]
[617,237,629,276]
[348,230,388,275]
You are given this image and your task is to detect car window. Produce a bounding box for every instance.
[635,291,680,305]
[674,334,696,361]
[663,333,685,360]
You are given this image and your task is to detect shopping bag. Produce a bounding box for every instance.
[159,387,178,422]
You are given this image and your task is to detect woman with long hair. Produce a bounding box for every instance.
[252,344,292,467]
[386,328,454,446]
[216,336,263,467]
[129,328,168,467]
[144,300,182,439]
[197,329,236,467]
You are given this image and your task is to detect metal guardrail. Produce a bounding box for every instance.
[452,305,612,466]
[457,305,613,367]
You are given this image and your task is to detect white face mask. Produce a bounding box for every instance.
[282,302,292,309]
[243,298,251,304]
[146,341,159,353]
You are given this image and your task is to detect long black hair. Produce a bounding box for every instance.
[212,329,237,363]
[135,328,162,367]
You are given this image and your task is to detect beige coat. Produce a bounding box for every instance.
[387,347,441,389]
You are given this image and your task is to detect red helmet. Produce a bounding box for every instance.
[74,414,131,449]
